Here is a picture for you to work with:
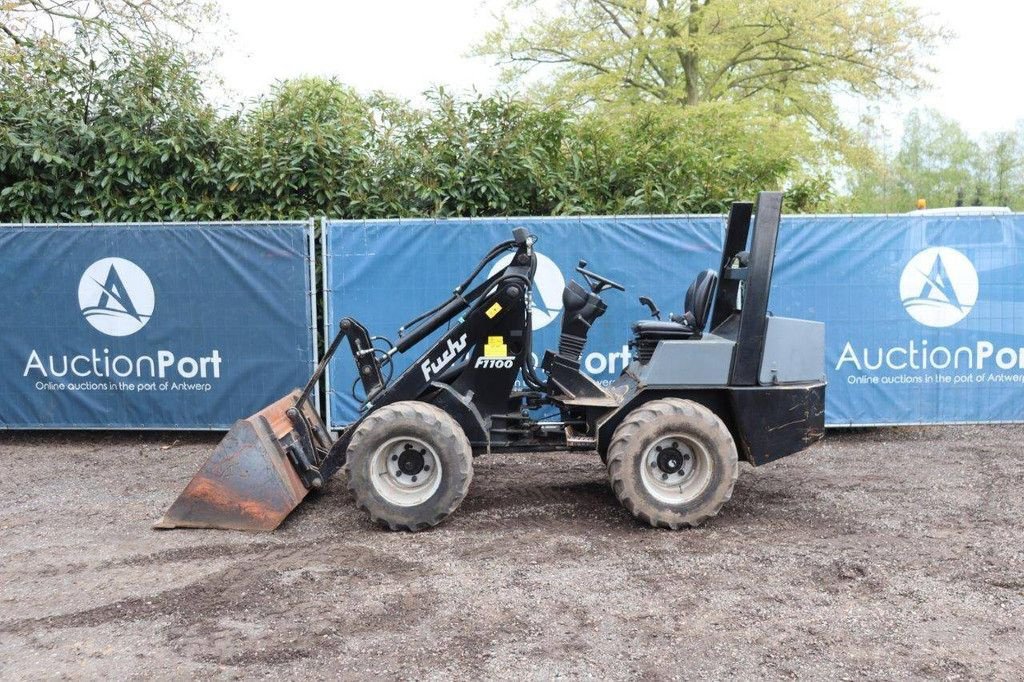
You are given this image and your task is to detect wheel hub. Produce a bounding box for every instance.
[371,437,442,506]
[396,445,427,476]
[656,445,688,474]
[640,435,710,505]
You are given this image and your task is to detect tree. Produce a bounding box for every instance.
[0,40,228,221]
[893,109,979,207]
[478,0,947,139]
[977,127,1024,208]
[222,78,376,220]
[844,109,1024,212]
[368,90,575,217]
[564,99,818,213]
[0,0,216,57]
[0,42,814,222]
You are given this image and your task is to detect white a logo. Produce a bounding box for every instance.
[899,247,978,328]
[78,258,155,336]
[489,251,565,330]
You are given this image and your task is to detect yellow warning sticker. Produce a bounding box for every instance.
[483,336,508,357]
[485,302,502,318]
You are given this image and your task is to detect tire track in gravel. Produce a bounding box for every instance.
[0,543,423,635]
[2,426,1023,678]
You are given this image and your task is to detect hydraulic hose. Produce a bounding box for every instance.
[399,240,517,336]
[394,295,470,353]
[453,239,518,295]
[394,266,513,354]
[520,310,546,391]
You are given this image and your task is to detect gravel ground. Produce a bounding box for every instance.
[0,425,1022,680]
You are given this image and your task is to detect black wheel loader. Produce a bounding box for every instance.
[156,192,826,532]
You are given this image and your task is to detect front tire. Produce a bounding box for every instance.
[345,401,473,531]
[607,398,738,529]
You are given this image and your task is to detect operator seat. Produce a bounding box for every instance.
[632,269,718,362]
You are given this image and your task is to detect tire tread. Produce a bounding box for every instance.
[345,401,473,532]
[607,398,738,529]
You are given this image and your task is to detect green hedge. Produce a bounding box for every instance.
[0,43,819,223]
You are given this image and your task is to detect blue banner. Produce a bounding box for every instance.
[324,216,721,427]
[324,213,1024,428]
[1,222,316,429]
[773,213,1024,425]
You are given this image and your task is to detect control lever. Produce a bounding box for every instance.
[639,296,661,320]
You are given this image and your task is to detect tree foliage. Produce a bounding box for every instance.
[846,109,1024,212]
[0,41,227,221]
[0,41,826,223]
[477,0,947,163]
[219,79,376,220]
[2,2,936,221]
[565,100,818,212]
[0,0,216,58]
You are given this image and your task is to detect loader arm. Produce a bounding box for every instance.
[157,227,537,531]
[318,231,538,479]
[280,316,383,490]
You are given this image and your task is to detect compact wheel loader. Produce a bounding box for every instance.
[157,192,825,532]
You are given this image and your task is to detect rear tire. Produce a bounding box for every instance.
[345,401,473,531]
[606,398,738,529]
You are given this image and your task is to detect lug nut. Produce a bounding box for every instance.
[423,465,430,471]
[411,476,418,482]
[661,473,668,480]
[392,454,398,461]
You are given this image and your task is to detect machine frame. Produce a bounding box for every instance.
[157,192,825,532]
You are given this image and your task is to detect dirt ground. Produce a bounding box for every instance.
[0,425,1022,680]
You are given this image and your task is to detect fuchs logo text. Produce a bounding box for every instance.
[421,334,468,381]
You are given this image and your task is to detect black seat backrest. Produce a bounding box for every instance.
[684,269,718,332]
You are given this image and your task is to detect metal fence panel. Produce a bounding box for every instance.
[772,213,1024,425]
[0,222,316,429]
[324,213,1024,429]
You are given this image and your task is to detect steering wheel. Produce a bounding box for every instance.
[576,260,625,294]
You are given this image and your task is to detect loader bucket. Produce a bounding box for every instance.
[155,390,324,531]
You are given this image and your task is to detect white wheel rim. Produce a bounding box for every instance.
[369,436,442,507]
[640,434,712,505]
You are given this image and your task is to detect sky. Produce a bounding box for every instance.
[212,0,1024,139]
